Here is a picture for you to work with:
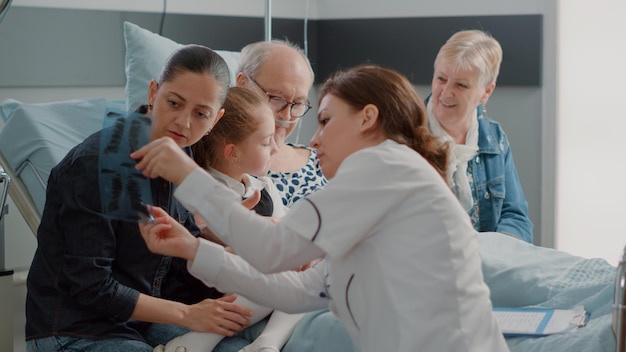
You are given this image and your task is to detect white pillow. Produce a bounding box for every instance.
[123,21,240,112]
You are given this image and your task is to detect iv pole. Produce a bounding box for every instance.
[264,0,271,41]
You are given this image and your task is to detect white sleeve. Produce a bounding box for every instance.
[188,239,328,313]
[175,168,325,273]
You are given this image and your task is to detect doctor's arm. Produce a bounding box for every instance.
[140,208,328,313]
[175,169,325,273]
[190,239,328,313]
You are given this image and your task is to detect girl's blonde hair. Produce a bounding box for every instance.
[192,87,265,169]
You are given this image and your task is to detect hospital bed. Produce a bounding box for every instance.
[0,98,124,236]
[0,162,13,352]
[0,21,624,352]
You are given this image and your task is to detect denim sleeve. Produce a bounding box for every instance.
[54,155,139,322]
[496,135,534,243]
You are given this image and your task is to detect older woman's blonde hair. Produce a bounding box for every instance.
[434,30,502,86]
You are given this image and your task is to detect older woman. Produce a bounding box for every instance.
[427,29,533,243]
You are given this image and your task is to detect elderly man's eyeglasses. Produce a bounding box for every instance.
[246,74,312,118]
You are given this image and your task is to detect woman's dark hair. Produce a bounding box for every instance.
[320,64,449,179]
[159,44,231,105]
[192,87,264,169]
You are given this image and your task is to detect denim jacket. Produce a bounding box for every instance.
[472,109,533,243]
[26,129,221,341]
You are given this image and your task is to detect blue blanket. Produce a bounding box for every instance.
[480,232,616,352]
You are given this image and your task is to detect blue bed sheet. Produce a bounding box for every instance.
[480,232,615,351]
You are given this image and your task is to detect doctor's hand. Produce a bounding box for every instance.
[131,137,199,185]
[139,206,200,261]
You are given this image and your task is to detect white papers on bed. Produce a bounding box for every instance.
[493,305,589,336]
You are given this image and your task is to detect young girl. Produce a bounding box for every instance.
[155,87,304,352]
[192,86,286,222]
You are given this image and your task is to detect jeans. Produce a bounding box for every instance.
[26,323,189,352]
[27,319,270,352]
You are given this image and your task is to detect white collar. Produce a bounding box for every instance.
[207,167,266,198]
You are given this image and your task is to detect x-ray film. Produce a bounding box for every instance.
[99,108,154,223]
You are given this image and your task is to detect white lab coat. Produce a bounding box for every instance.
[177,139,509,352]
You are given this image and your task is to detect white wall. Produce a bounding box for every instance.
[541,0,558,250]
[316,0,544,18]
[12,0,318,19]
[554,0,626,265]
[13,0,546,19]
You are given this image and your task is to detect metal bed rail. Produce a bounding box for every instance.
[615,244,626,352]
[0,166,10,268]
[0,166,14,352]
[0,151,41,236]
[0,167,9,222]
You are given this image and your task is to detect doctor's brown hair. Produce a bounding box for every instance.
[320,64,449,179]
